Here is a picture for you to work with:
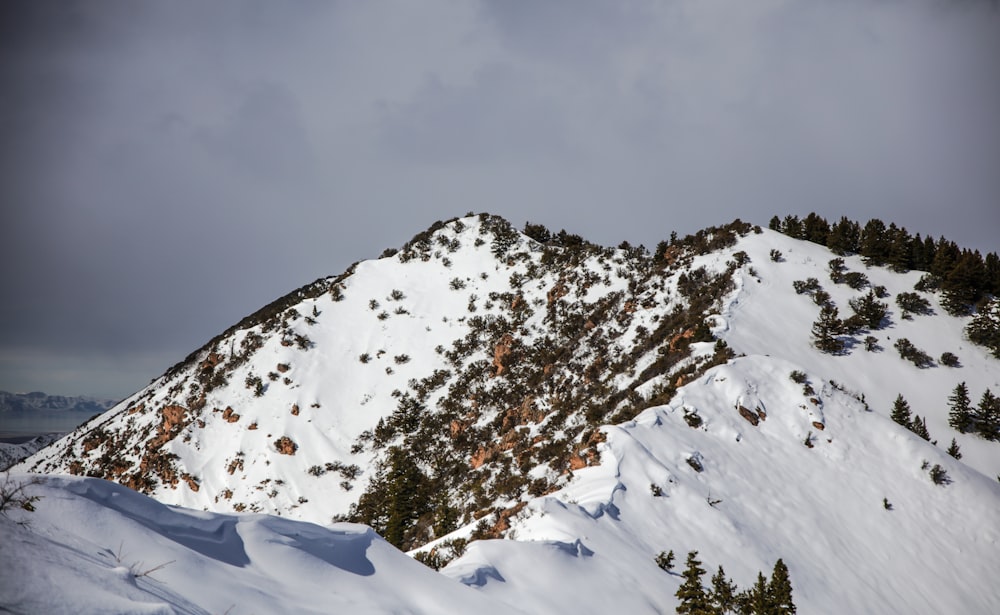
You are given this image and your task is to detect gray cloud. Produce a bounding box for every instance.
[1,0,998,398]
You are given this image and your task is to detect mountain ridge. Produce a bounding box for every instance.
[11,212,1000,613]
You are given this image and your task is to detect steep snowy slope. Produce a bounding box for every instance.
[0,474,518,615]
[708,228,1000,477]
[439,356,1000,614]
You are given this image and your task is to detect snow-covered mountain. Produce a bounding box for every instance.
[0,433,61,470]
[9,213,1000,613]
[0,391,116,437]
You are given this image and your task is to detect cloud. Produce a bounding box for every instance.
[0,0,997,397]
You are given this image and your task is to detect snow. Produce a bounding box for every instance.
[1,474,519,614]
[440,356,1000,614]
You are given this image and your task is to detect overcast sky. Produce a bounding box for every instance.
[1,0,998,399]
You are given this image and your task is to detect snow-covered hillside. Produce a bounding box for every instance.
[0,474,518,615]
[10,213,1000,613]
[0,434,61,470]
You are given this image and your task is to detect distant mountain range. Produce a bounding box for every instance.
[8,213,1000,614]
[0,390,116,415]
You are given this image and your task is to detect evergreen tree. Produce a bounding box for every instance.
[740,572,772,615]
[931,239,960,279]
[768,215,781,231]
[947,382,973,433]
[985,252,1000,295]
[826,217,860,255]
[710,566,738,614]
[890,394,912,428]
[887,224,913,273]
[802,212,830,246]
[966,298,1000,359]
[910,415,931,441]
[849,290,889,329]
[977,389,1000,441]
[941,251,986,316]
[768,559,796,615]
[811,303,844,354]
[676,551,715,615]
[946,438,962,460]
[781,215,803,239]
[859,219,889,266]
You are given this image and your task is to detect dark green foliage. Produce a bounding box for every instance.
[522,221,552,244]
[792,278,821,295]
[894,338,933,368]
[711,566,738,613]
[769,249,782,262]
[929,464,950,486]
[848,290,889,329]
[811,303,844,354]
[789,371,807,384]
[676,551,714,615]
[769,559,796,615]
[946,438,962,460]
[977,389,1000,441]
[941,252,986,316]
[910,415,931,441]
[948,382,973,433]
[828,258,846,283]
[864,336,879,352]
[741,572,772,615]
[895,292,932,319]
[883,497,893,511]
[940,352,960,367]
[890,394,913,428]
[350,446,432,551]
[859,219,889,266]
[966,299,1000,359]
[656,549,675,571]
[826,216,861,255]
[843,271,869,290]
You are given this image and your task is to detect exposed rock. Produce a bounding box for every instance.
[492,333,515,377]
[274,437,298,455]
[738,405,760,426]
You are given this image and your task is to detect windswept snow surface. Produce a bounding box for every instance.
[0,474,520,615]
[441,356,1000,614]
[710,229,1000,478]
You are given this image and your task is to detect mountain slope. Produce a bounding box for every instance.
[438,355,1000,614]
[12,213,1000,612]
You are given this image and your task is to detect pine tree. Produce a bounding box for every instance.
[946,438,962,460]
[947,382,973,433]
[941,251,985,316]
[811,303,843,354]
[676,551,715,615]
[710,565,737,614]
[768,559,796,615]
[977,389,1000,441]
[740,571,772,615]
[910,415,931,441]
[890,394,913,428]
[657,550,676,572]
[887,224,913,273]
[826,217,860,255]
[859,219,889,266]
[966,298,1000,359]
[849,290,889,329]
